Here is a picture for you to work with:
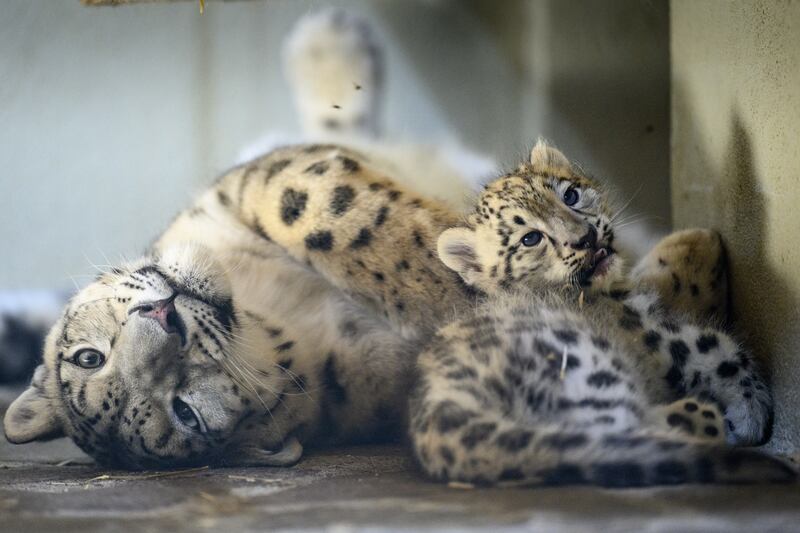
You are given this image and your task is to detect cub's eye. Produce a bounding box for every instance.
[173,397,200,430]
[74,349,105,369]
[563,186,580,207]
[521,231,543,247]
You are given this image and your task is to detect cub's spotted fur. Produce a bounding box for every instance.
[409,141,790,486]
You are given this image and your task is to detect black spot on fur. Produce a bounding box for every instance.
[717,361,739,378]
[439,445,455,465]
[322,354,347,404]
[665,366,686,395]
[643,330,662,352]
[374,206,389,227]
[553,329,578,345]
[591,336,610,351]
[350,228,373,249]
[496,429,533,452]
[593,462,646,487]
[586,371,620,388]
[702,409,716,419]
[305,161,329,175]
[696,334,719,353]
[373,272,385,282]
[619,306,642,330]
[412,230,425,248]
[513,215,525,225]
[460,422,496,449]
[672,273,682,294]
[500,468,525,481]
[684,401,698,412]
[266,159,291,179]
[542,433,588,450]
[280,188,308,225]
[330,185,356,216]
[705,425,719,437]
[217,190,231,206]
[690,283,700,297]
[337,156,360,173]
[432,401,475,434]
[305,231,334,251]
[669,340,691,366]
[395,259,410,271]
[654,461,689,484]
[538,464,586,485]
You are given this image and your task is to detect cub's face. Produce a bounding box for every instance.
[438,141,623,294]
[4,245,302,469]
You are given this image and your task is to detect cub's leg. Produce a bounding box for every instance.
[631,229,728,323]
[215,145,474,337]
[411,305,793,486]
[284,8,384,140]
[622,294,771,446]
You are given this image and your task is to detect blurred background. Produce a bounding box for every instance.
[1,1,798,452]
[0,0,669,288]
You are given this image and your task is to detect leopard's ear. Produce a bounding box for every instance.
[438,227,482,285]
[530,138,570,169]
[4,365,63,444]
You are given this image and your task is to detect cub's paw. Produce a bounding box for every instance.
[631,228,728,322]
[283,8,384,139]
[718,383,773,446]
[653,398,726,443]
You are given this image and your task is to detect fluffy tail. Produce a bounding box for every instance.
[410,407,796,487]
[283,8,384,140]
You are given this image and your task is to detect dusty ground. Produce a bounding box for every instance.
[2,388,800,532]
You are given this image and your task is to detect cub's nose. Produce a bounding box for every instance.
[131,296,182,336]
[571,226,598,250]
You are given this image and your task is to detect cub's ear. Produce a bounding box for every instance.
[4,365,63,444]
[438,227,482,285]
[530,138,570,169]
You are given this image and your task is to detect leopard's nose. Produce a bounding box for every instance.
[131,296,181,335]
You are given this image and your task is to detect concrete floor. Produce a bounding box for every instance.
[3,389,800,532]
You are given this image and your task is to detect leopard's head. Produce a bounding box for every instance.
[4,244,304,469]
[438,140,624,295]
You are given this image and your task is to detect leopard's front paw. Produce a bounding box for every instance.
[632,228,728,322]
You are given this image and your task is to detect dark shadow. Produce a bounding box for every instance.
[673,80,800,452]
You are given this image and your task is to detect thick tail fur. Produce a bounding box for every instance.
[410,408,796,487]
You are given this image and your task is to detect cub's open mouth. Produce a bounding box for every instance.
[578,247,616,286]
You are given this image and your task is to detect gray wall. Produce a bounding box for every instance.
[671,0,800,453]
[0,0,518,289]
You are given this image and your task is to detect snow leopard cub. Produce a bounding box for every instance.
[409,141,790,486]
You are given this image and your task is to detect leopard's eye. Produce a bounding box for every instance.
[521,231,543,247]
[563,187,580,207]
[74,349,105,369]
[173,397,201,431]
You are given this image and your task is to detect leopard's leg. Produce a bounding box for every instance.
[623,293,772,446]
[213,145,474,338]
[631,228,728,323]
[284,8,384,140]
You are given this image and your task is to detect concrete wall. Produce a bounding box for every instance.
[671,1,800,452]
[0,0,517,289]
